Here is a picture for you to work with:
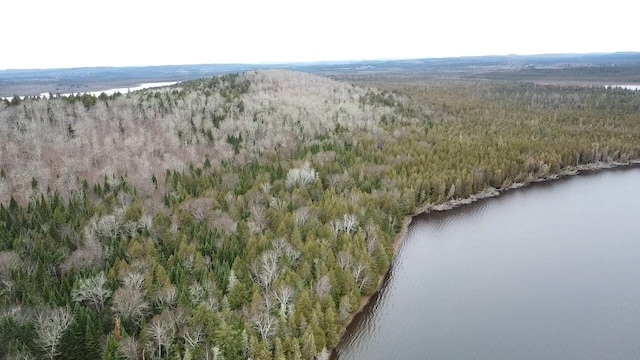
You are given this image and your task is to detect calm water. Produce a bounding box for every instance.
[1,81,178,100]
[48,81,179,97]
[335,168,640,360]
[605,85,640,91]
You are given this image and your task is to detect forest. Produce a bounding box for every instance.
[4,52,639,98]
[0,69,639,359]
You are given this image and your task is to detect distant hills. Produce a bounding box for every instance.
[2,52,640,97]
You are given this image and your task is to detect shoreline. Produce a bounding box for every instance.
[331,159,640,357]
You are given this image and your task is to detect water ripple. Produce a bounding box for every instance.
[336,168,640,360]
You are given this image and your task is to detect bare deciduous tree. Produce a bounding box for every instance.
[111,283,148,325]
[188,281,206,305]
[271,238,288,255]
[202,296,219,312]
[316,348,330,360]
[207,209,237,236]
[314,275,331,299]
[214,346,225,360]
[117,191,133,208]
[337,251,353,270]
[250,250,280,290]
[364,222,378,255]
[35,307,74,360]
[181,197,211,222]
[121,271,146,290]
[95,212,125,239]
[342,214,359,234]
[285,162,318,188]
[269,196,287,211]
[263,291,276,313]
[118,337,140,360]
[293,206,310,227]
[248,202,267,235]
[154,284,177,309]
[167,308,188,329]
[351,262,370,291]
[329,218,344,236]
[259,182,272,194]
[273,284,294,317]
[0,251,21,297]
[251,310,277,340]
[182,325,204,350]
[138,214,153,232]
[0,305,22,324]
[330,214,359,235]
[327,174,341,189]
[284,245,301,265]
[60,227,105,274]
[71,271,112,313]
[147,311,176,359]
[0,250,22,279]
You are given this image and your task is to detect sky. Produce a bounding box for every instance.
[1,0,638,70]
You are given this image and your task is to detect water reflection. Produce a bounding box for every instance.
[335,168,640,360]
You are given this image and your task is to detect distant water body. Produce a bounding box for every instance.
[605,84,640,90]
[1,81,178,101]
[335,168,640,360]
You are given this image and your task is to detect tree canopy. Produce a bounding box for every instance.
[0,70,639,359]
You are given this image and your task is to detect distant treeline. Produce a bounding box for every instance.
[0,70,639,360]
[3,52,640,97]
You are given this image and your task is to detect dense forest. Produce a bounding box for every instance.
[4,52,639,97]
[0,70,639,359]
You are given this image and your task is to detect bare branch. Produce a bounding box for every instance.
[111,285,148,325]
[285,162,318,189]
[337,251,353,270]
[314,275,331,299]
[250,250,280,290]
[273,284,294,317]
[35,307,74,360]
[71,271,112,313]
[147,311,176,359]
[293,206,310,227]
[118,337,140,360]
[342,214,359,234]
[182,325,204,350]
[154,284,177,309]
[251,310,277,340]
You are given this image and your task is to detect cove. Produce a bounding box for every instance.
[334,167,640,360]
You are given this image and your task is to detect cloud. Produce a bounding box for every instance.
[1,0,638,69]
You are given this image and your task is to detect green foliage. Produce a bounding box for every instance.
[1,71,640,359]
[9,95,21,106]
[58,308,102,360]
[124,200,143,222]
[226,134,243,155]
[0,315,36,358]
[101,334,120,360]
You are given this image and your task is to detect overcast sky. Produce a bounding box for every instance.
[1,0,638,70]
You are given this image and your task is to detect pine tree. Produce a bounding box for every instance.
[102,334,120,360]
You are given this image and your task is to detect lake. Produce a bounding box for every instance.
[1,81,178,101]
[47,81,179,97]
[334,167,640,360]
[605,85,640,91]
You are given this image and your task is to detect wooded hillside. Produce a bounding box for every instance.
[0,71,639,359]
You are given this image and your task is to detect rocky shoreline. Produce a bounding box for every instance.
[332,159,640,357]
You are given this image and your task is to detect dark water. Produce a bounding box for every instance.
[335,168,640,360]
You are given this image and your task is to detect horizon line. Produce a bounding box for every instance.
[2,50,639,72]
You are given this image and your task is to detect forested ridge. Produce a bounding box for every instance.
[0,70,639,359]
